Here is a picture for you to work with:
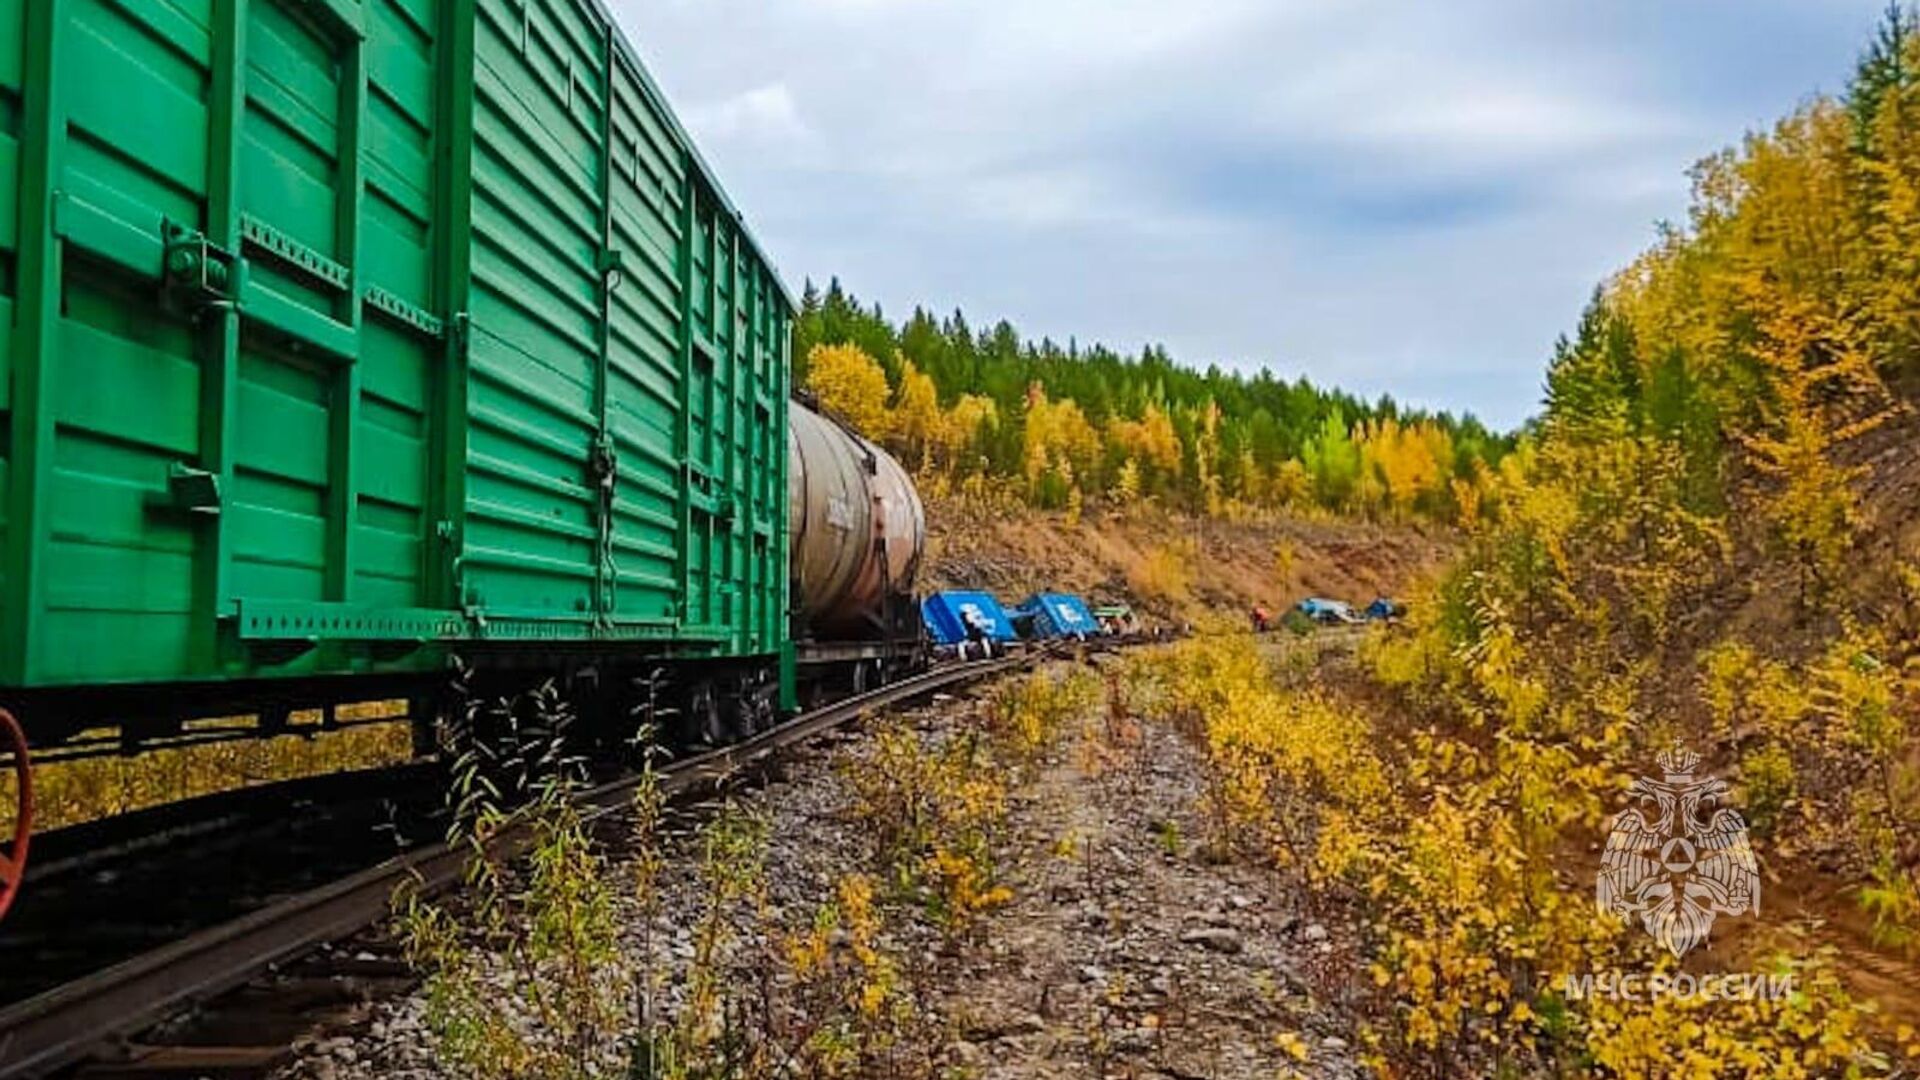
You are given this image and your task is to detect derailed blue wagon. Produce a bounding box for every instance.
[920,592,1017,650]
[1015,593,1099,640]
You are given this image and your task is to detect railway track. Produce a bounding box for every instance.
[2,763,444,1009]
[0,647,1061,1079]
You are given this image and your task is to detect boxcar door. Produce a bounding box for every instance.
[225,0,447,660]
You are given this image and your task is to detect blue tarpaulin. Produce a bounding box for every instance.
[1016,593,1099,639]
[1296,597,1359,623]
[921,591,1018,645]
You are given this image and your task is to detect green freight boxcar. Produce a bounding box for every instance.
[0,0,794,747]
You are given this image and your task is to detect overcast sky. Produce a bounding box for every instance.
[609,0,1888,429]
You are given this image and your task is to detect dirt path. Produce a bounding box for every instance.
[277,658,1366,1080]
[927,707,1363,1079]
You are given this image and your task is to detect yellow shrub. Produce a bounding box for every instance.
[840,722,1013,933]
[1129,634,1905,1075]
[1580,947,1886,1080]
[990,666,1100,759]
[1152,636,1388,866]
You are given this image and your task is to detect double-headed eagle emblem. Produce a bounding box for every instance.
[1596,746,1760,957]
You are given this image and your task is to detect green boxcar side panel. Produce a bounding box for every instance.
[222,0,446,661]
[242,0,342,266]
[361,0,443,618]
[363,0,439,313]
[355,322,432,608]
[37,0,213,684]
[0,0,29,638]
[3,0,790,689]
[229,344,330,604]
[461,0,603,617]
[682,190,788,655]
[43,283,201,680]
[230,0,349,616]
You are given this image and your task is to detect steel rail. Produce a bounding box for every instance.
[0,648,1047,1079]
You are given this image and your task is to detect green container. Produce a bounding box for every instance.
[0,0,793,704]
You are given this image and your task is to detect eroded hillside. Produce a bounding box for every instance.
[922,495,1450,627]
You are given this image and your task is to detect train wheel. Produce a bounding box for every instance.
[0,708,30,923]
[733,671,775,736]
[688,681,724,746]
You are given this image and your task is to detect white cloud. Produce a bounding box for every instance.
[608,0,1889,428]
[682,83,817,157]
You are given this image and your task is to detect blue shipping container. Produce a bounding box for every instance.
[1017,593,1100,639]
[921,592,1019,645]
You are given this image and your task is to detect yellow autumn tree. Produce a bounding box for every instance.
[1855,35,1920,369]
[1269,459,1310,509]
[1112,457,1143,505]
[1107,403,1183,496]
[804,344,893,440]
[1021,384,1100,499]
[1738,285,1888,597]
[935,393,998,475]
[1357,418,1455,519]
[1234,447,1262,505]
[891,355,942,469]
[1190,399,1224,516]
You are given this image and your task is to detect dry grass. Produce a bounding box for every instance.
[1125,539,1195,608]
[18,705,414,832]
[923,494,1448,626]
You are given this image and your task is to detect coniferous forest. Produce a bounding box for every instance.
[793,281,1513,521]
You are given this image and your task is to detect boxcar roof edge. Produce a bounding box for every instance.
[588,0,799,314]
